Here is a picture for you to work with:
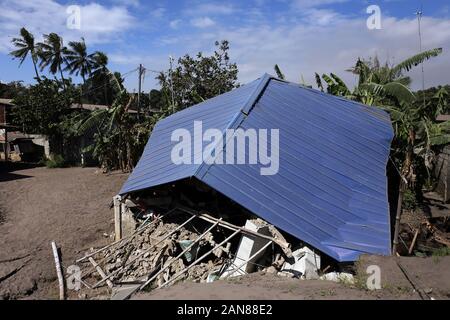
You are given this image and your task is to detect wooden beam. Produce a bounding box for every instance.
[113,195,122,241]
[177,206,292,256]
[76,209,176,263]
[89,257,113,289]
[92,214,198,289]
[160,228,241,288]
[51,241,65,300]
[120,219,222,300]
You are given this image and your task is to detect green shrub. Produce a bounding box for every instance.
[432,247,450,257]
[44,154,65,168]
[402,188,418,210]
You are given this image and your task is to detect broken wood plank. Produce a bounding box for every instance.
[89,257,113,289]
[0,253,31,264]
[114,195,122,241]
[0,263,27,283]
[160,228,242,288]
[126,219,223,299]
[408,229,420,255]
[92,214,198,289]
[177,206,292,256]
[51,241,65,300]
[76,208,176,263]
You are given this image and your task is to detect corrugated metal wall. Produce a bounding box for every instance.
[120,75,394,261]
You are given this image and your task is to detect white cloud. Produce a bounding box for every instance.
[111,0,140,7]
[169,19,181,29]
[159,15,450,91]
[190,17,216,28]
[0,0,135,53]
[150,7,166,19]
[292,0,350,9]
[185,3,235,16]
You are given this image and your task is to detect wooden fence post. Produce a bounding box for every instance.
[114,195,122,241]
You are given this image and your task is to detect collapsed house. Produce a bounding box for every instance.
[75,74,394,299]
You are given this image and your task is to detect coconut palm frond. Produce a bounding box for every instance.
[391,48,442,76]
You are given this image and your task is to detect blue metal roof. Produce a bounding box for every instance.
[120,74,394,262]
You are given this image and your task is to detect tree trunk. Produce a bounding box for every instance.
[59,65,66,90]
[32,55,41,81]
[392,128,415,255]
[392,179,406,254]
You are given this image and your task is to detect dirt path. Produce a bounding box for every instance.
[134,255,450,300]
[1,163,449,300]
[0,163,128,299]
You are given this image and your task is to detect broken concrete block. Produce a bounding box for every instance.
[179,240,199,263]
[121,207,137,238]
[221,220,272,278]
[281,246,321,279]
[320,272,354,284]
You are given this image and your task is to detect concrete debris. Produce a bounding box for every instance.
[320,272,354,284]
[74,203,338,300]
[280,247,321,280]
[221,219,272,278]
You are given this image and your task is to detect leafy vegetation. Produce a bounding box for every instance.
[6,26,450,196]
[156,40,239,112]
[42,154,66,168]
[8,28,239,171]
[281,49,449,197]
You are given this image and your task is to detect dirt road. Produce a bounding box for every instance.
[1,163,449,300]
[133,255,450,300]
[0,163,127,299]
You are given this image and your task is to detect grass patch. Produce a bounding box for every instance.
[432,247,450,257]
[40,154,66,168]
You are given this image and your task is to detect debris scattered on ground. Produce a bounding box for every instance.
[68,182,449,300]
[72,198,321,300]
[398,205,449,257]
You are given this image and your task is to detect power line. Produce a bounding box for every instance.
[416,4,426,109]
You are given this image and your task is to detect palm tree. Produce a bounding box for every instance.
[274,64,285,80]
[65,38,95,84]
[10,27,41,80]
[37,33,69,84]
[91,51,109,76]
[312,48,444,254]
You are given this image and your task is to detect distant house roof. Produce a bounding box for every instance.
[437,114,450,122]
[119,74,394,262]
[0,98,14,106]
[0,131,30,143]
[70,103,138,114]
[0,99,138,114]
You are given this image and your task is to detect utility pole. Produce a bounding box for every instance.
[137,64,144,121]
[416,6,426,108]
[169,56,175,114]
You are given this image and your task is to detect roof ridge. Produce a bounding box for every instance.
[194,73,273,179]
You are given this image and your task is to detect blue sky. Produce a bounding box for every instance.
[0,0,449,92]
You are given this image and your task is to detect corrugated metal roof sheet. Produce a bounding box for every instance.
[120,74,394,262]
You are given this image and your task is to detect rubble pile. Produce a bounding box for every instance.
[87,217,231,287]
[75,205,329,300]
[399,212,450,256]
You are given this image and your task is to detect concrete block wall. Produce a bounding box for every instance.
[434,145,450,203]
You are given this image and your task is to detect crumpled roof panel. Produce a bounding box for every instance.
[119,78,261,194]
[120,74,394,262]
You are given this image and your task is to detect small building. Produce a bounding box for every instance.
[434,114,450,203]
[0,99,15,160]
[1,99,137,164]
[119,74,394,262]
